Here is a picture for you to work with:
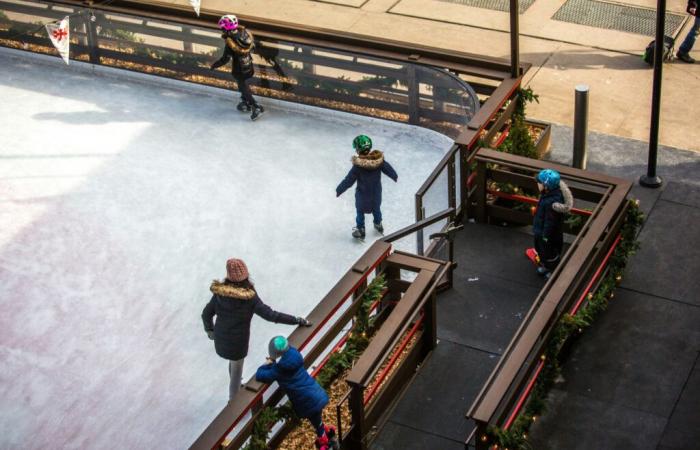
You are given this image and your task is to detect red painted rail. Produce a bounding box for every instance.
[487,189,593,216]
[569,234,622,316]
[503,357,545,430]
[363,312,425,405]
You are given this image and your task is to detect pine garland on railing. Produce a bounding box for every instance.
[242,275,387,450]
[485,200,644,449]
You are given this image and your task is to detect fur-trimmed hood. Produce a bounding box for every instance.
[210,280,255,300]
[352,150,384,170]
[552,181,574,214]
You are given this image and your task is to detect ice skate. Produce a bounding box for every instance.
[250,104,265,121]
[236,100,251,112]
[373,222,384,234]
[525,248,540,266]
[536,266,550,277]
[324,425,339,450]
[352,227,365,240]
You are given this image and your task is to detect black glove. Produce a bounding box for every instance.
[206,330,215,340]
[297,317,312,327]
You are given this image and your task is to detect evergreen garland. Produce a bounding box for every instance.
[485,200,643,449]
[242,275,387,450]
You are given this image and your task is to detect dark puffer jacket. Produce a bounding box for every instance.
[210,27,255,79]
[202,281,298,361]
[255,347,329,418]
[532,181,573,239]
[336,150,398,213]
[688,0,698,16]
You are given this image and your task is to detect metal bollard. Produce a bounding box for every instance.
[573,84,589,170]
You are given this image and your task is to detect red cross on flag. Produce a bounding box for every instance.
[189,0,200,16]
[45,16,70,65]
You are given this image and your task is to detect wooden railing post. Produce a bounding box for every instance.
[423,289,438,352]
[475,159,487,223]
[406,65,420,125]
[84,10,101,64]
[347,382,367,450]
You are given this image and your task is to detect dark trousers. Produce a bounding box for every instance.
[307,410,325,437]
[234,75,257,106]
[534,234,563,271]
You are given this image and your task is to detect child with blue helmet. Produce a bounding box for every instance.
[256,336,339,449]
[528,169,573,278]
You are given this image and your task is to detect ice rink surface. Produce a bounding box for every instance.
[0,51,452,449]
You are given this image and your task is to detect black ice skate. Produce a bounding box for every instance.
[250,104,265,121]
[236,101,251,112]
[373,222,384,234]
[352,227,365,239]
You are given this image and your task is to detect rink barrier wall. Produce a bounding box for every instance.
[0,0,529,139]
[464,149,633,449]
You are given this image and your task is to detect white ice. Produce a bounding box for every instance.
[0,50,452,449]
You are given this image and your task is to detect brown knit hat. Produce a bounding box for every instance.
[226,258,249,282]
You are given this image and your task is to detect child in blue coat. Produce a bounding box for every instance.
[528,169,573,278]
[336,135,398,239]
[256,336,338,449]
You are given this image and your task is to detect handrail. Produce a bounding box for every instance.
[382,208,455,243]
[466,149,633,438]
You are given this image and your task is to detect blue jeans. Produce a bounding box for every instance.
[679,15,700,55]
[356,208,382,229]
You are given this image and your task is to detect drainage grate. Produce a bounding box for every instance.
[436,0,536,14]
[552,0,686,37]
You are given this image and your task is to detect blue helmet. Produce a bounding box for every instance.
[536,169,560,190]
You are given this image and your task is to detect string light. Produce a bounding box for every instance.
[481,435,488,442]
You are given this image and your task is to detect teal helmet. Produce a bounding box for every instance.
[352,135,372,154]
[268,336,289,360]
[536,169,561,190]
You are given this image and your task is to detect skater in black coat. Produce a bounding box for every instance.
[210,14,264,120]
[202,258,311,400]
[336,135,398,239]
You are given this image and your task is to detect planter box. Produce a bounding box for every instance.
[526,118,552,160]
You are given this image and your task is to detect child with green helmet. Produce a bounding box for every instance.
[256,336,339,449]
[336,135,398,239]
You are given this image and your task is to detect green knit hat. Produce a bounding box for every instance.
[268,336,289,359]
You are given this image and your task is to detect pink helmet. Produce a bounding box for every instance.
[218,14,238,31]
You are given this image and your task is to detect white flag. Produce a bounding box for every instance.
[45,16,70,65]
[189,0,200,16]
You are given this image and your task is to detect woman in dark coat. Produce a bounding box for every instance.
[210,14,264,120]
[336,135,398,239]
[202,258,311,400]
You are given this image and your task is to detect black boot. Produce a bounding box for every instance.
[236,101,251,112]
[250,104,265,121]
[352,227,365,239]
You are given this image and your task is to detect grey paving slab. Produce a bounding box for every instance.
[528,389,668,450]
[437,272,539,354]
[385,340,498,443]
[453,222,543,289]
[621,200,700,306]
[556,288,700,418]
[660,181,700,209]
[659,355,700,450]
[370,421,465,450]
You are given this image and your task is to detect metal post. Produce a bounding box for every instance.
[573,84,589,170]
[407,65,420,125]
[84,10,100,64]
[640,0,665,188]
[509,0,520,78]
